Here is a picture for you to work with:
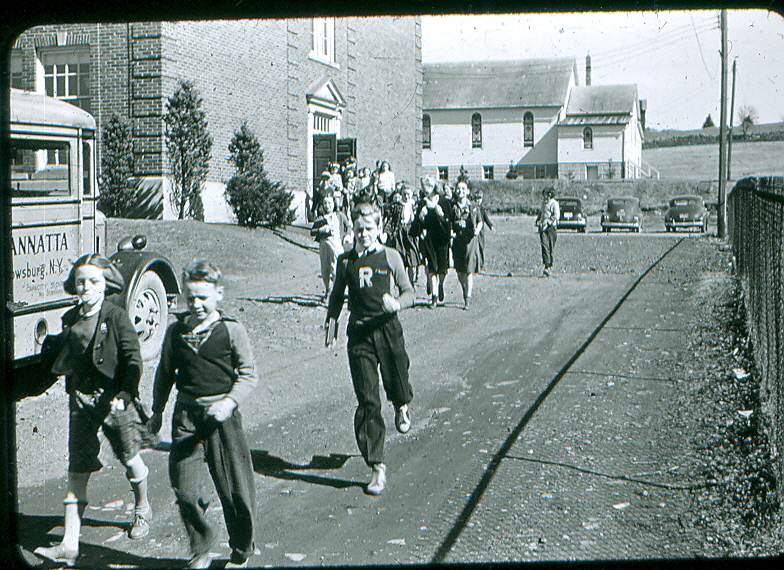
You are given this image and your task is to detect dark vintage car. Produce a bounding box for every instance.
[664,195,709,232]
[556,197,587,232]
[601,197,643,232]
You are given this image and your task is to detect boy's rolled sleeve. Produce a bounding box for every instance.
[225,320,258,407]
[387,248,415,309]
[326,255,349,321]
[151,325,177,414]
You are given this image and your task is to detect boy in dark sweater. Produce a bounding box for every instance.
[325,202,416,495]
[148,261,257,569]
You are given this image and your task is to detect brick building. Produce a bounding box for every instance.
[10,17,423,221]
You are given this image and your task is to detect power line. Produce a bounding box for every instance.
[588,15,717,61]
[593,21,719,68]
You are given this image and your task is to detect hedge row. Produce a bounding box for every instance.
[470,178,717,216]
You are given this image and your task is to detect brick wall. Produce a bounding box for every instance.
[14,16,423,220]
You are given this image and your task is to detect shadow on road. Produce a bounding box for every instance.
[251,450,363,490]
[15,513,182,569]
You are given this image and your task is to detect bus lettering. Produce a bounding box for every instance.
[11,232,69,256]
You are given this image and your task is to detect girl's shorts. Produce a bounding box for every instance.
[69,390,144,473]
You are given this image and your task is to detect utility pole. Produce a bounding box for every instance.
[727,58,737,182]
[718,10,729,239]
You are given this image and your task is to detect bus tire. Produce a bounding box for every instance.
[128,270,168,362]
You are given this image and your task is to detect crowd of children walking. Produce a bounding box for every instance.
[311,157,494,310]
[33,158,495,569]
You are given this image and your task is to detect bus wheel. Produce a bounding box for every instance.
[128,270,168,361]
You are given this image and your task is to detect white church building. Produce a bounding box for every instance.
[422,57,649,182]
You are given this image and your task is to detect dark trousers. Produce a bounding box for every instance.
[169,402,256,559]
[539,225,557,268]
[347,317,413,465]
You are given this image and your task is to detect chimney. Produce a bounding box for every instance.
[585,55,591,86]
[639,99,647,130]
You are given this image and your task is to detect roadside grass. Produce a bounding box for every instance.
[475,141,782,216]
[642,140,784,180]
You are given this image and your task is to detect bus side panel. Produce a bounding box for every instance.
[10,222,81,359]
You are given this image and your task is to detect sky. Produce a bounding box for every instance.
[421,10,784,131]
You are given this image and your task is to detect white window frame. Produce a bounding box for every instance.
[36,46,91,112]
[483,165,494,180]
[310,18,338,67]
[583,126,594,150]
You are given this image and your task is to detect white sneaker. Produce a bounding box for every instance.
[395,404,411,434]
[366,463,386,495]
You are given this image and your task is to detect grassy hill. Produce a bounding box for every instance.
[644,122,784,148]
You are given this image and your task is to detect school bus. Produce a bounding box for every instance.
[8,89,178,386]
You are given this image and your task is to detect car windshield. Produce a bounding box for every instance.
[672,197,701,207]
[607,199,637,213]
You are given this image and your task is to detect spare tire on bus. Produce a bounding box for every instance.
[127,270,168,361]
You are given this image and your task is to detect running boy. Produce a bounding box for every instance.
[325,202,416,495]
[148,261,257,569]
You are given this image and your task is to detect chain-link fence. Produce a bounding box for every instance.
[727,176,784,485]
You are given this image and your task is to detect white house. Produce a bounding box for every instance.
[422,58,578,182]
[557,85,647,180]
[423,58,649,182]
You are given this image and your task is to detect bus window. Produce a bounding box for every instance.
[11,139,72,198]
[82,139,92,195]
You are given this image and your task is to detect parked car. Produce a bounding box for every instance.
[556,197,587,232]
[601,197,642,232]
[664,195,709,232]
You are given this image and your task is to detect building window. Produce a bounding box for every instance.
[471,113,482,148]
[438,166,449,181]
[310,18,336,65]
[423,114,431,149]
[38,47,91,113]
[313,113,333,133]
[583,127,593,149]
[11,50,25,90]
[483,165,494,180]
[523,112,534,147]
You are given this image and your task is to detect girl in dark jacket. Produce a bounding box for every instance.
[35,254,152,567]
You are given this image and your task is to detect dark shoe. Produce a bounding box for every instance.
[225,550,250,568]
[542,268,550,277]
[395,404,411,434]
[34,544,78,567]
[438,282,445,302]
[129,505,152,539]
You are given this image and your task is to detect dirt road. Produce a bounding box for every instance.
[16,216,738,566]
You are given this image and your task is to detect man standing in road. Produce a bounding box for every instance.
[535,187,560,277]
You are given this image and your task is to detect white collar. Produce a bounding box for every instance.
[80,302,103,318]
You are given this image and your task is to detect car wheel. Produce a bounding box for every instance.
[127,270,168,362]
[579,226,586,233]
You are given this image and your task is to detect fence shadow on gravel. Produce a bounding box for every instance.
[728,176,784,488]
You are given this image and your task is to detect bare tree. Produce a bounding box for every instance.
[738,105,759,135]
